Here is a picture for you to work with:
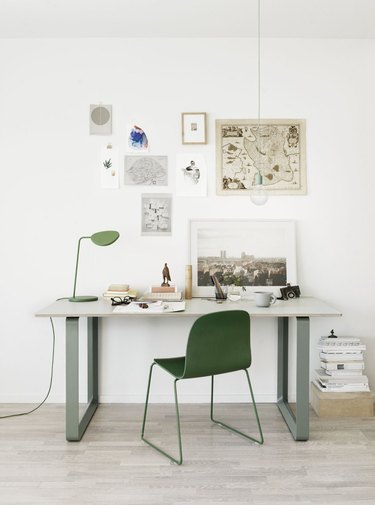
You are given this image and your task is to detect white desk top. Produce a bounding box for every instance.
[35,296,342,318]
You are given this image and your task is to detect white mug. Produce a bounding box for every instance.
[254,291,277,307]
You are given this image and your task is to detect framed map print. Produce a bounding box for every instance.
[216,119,306,195]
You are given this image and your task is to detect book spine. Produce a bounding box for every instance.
[151,286,176,293]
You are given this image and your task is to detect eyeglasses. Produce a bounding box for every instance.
[111,296,132,306]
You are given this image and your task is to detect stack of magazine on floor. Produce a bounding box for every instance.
[314,334,369,392]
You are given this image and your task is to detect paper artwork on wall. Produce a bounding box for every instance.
[216,119,306,195]
[124,155,168,186]
[176,154,207,197]
[100,144,119,189]
[141,193,172,235]
[127,124,149,151]
[90,104,112,135]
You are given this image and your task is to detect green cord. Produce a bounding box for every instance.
[0,317,56,419]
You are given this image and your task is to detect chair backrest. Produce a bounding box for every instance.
[181,310,251,379]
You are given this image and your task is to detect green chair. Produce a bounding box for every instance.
[141,310,264,465]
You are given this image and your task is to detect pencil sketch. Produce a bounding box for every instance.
[176,154,207,197]
[124,156,168,186]
[216,119,306,195]
[141,194,172,235]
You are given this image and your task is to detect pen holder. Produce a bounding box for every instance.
[215,285,228,300]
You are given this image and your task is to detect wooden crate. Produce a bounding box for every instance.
[311,382,374,417]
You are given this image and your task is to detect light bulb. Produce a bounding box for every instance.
[250,173,268,206]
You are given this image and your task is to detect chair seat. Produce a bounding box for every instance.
[154,356,185,378]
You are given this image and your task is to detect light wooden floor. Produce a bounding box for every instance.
[1,403,375,505]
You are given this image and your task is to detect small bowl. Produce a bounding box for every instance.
[228,294,241,302]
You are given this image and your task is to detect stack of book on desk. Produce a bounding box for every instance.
[141,285,182,301]
[314,335,369,392]
[103,284,138,299]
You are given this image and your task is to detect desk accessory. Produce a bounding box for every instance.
[278,283,301,300]
[70,230,119,302]
[162,263,171,286]
[185,265,192,300]
[254,291,276,307]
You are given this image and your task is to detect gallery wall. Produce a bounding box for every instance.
[0,37,374,404]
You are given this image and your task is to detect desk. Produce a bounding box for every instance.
[36,297,341,442]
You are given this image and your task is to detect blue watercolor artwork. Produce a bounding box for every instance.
[128,125,149,151]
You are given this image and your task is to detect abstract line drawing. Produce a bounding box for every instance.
[124,156,168,186]
[176,154,207,197]
[141,194,172,235]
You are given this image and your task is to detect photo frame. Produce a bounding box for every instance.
[181,112,207,144]
[141,193,172,235]
[190,219,296,297]
[216,118,306,195]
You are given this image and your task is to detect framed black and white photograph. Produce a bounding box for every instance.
[181,112,207,144]
[141,193,172,235]
[190,219,296,297]
[216,118,306,195]
[124,155,168,186]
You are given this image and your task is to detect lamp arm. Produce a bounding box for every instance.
[72,236,90,298]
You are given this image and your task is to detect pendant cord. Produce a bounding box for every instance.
[257,0,261,131]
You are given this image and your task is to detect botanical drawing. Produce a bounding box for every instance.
[216,119,306,195]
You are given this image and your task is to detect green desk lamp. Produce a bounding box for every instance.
[69,230,120,302]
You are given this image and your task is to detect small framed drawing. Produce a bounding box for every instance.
[181,112,207,144]
[190,219,296,297]
[141,193,172,236]
[216,118,306,195]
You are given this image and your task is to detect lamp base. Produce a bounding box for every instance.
[69,295,98,302]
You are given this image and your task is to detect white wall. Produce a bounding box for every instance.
[0,38,374,404]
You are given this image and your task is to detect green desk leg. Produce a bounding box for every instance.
[66,317,99,441]
[277,316,310,441]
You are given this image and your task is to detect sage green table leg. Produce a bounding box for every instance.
[277,316,310,441]
[66,317,98,441]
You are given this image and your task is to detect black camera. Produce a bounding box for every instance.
[279,283,301,300]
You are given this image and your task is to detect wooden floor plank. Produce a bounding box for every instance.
[0,403,375,504]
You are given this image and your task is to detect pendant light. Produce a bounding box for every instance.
[250,0,269,206]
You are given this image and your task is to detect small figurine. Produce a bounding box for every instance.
[162,263,171,286]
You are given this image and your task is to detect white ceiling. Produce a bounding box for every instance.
[0,0,375,39]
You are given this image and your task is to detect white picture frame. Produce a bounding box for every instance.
[190,219,297,297]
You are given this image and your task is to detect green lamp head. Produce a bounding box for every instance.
[69,230,120,302]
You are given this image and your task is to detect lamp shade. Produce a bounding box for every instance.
[69,230,120,302]
[90,230,119,246]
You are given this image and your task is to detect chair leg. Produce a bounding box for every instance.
[210,370,264,445]
[141,363,183,465]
